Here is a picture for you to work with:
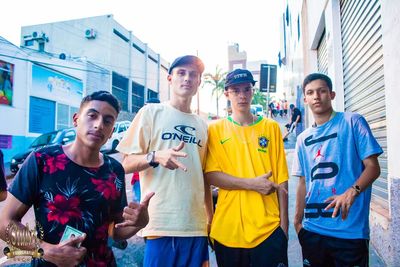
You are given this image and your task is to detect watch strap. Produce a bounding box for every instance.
[149,151,159,168]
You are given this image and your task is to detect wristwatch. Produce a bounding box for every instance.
[351,184,361,195]
[146,151,159,168]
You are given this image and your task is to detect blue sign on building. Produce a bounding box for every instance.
[29,96,55,133]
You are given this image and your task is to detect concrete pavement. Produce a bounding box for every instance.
[112,147,385,266]
[111,127,385,266]
[1,131,386,266]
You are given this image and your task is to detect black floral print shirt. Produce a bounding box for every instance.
[10,145,127,266]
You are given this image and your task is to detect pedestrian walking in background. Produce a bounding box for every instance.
[279,100,284,117]
[283,100,288,117]
[282,103,302,141]
[276,100,281,117]
[0,91,152,266]
[292,73,382,266]
[268,101,276,118]
[205,68,289,267]
[117,55,213,267]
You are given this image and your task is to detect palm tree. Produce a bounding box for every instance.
[203,66,227,118]
[252,89,276,117]
[251,88,267,110]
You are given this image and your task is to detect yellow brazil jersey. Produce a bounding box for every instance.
[205,116,288,248]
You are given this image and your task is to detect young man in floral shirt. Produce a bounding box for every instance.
[0,91,153,266]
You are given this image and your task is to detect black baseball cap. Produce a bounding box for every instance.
[168,55,205,74]
[224,69,257,89]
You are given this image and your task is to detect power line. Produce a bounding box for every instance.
[0,53,109,75]
[0,52,166,82]
[1,34,166,79]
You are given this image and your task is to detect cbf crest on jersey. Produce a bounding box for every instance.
[258,136,269,149]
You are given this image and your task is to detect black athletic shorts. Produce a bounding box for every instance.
[214,226,288,267]
[297,228,369,267]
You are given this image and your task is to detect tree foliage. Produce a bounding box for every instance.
[203,66,227,118]
[252,88,276,110]
[251,88,267,109]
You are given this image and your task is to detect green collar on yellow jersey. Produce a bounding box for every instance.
[227,115,262,126]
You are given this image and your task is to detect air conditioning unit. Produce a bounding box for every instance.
[85,29,96,39]
[23,31,38,40]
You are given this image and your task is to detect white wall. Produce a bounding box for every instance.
[159,57,170,101]
[147,58,159,92]
[324,0,344,112]
[282,0,400,264]
[21,15,170,110]
[371,0,400,264]
[0,39,86,162]
[109,21,131,76]
[132,46,146,86]
[381,0,400,184]
[21,15,114,65]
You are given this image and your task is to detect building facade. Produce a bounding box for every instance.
[227,44,274,116]
[280,0,400,264]
[1,15,170,164]
[20,14,170,121]
[0,37,90,162]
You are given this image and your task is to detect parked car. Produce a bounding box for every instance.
[101,120,131,153]
[10,128,76,173]
[251,104,264,116]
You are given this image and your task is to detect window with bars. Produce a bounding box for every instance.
[147,89,159,101]
[132,82,144,114]
[112,72,129,111]
[56,104,78,130]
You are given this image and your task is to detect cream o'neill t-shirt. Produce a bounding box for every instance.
[117,103,208,237]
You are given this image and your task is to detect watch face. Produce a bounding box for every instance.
[146,152,153,163]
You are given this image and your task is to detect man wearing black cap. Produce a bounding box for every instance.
[117,55,212,267]
[205,69,289,266]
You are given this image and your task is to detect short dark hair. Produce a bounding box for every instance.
[302,73,333,93]
[289,104,295,109]
[80,90,120,114]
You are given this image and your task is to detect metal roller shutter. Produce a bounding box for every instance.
[317,30,328,74]
[340,0,388,208]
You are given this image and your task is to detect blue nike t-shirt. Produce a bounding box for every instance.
[292,112,383,239]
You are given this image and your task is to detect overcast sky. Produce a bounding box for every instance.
[1,0,283,73]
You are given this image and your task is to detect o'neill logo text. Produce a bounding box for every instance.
[162,125,203,147]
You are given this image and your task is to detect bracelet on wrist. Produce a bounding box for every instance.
[351,185,361,195]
